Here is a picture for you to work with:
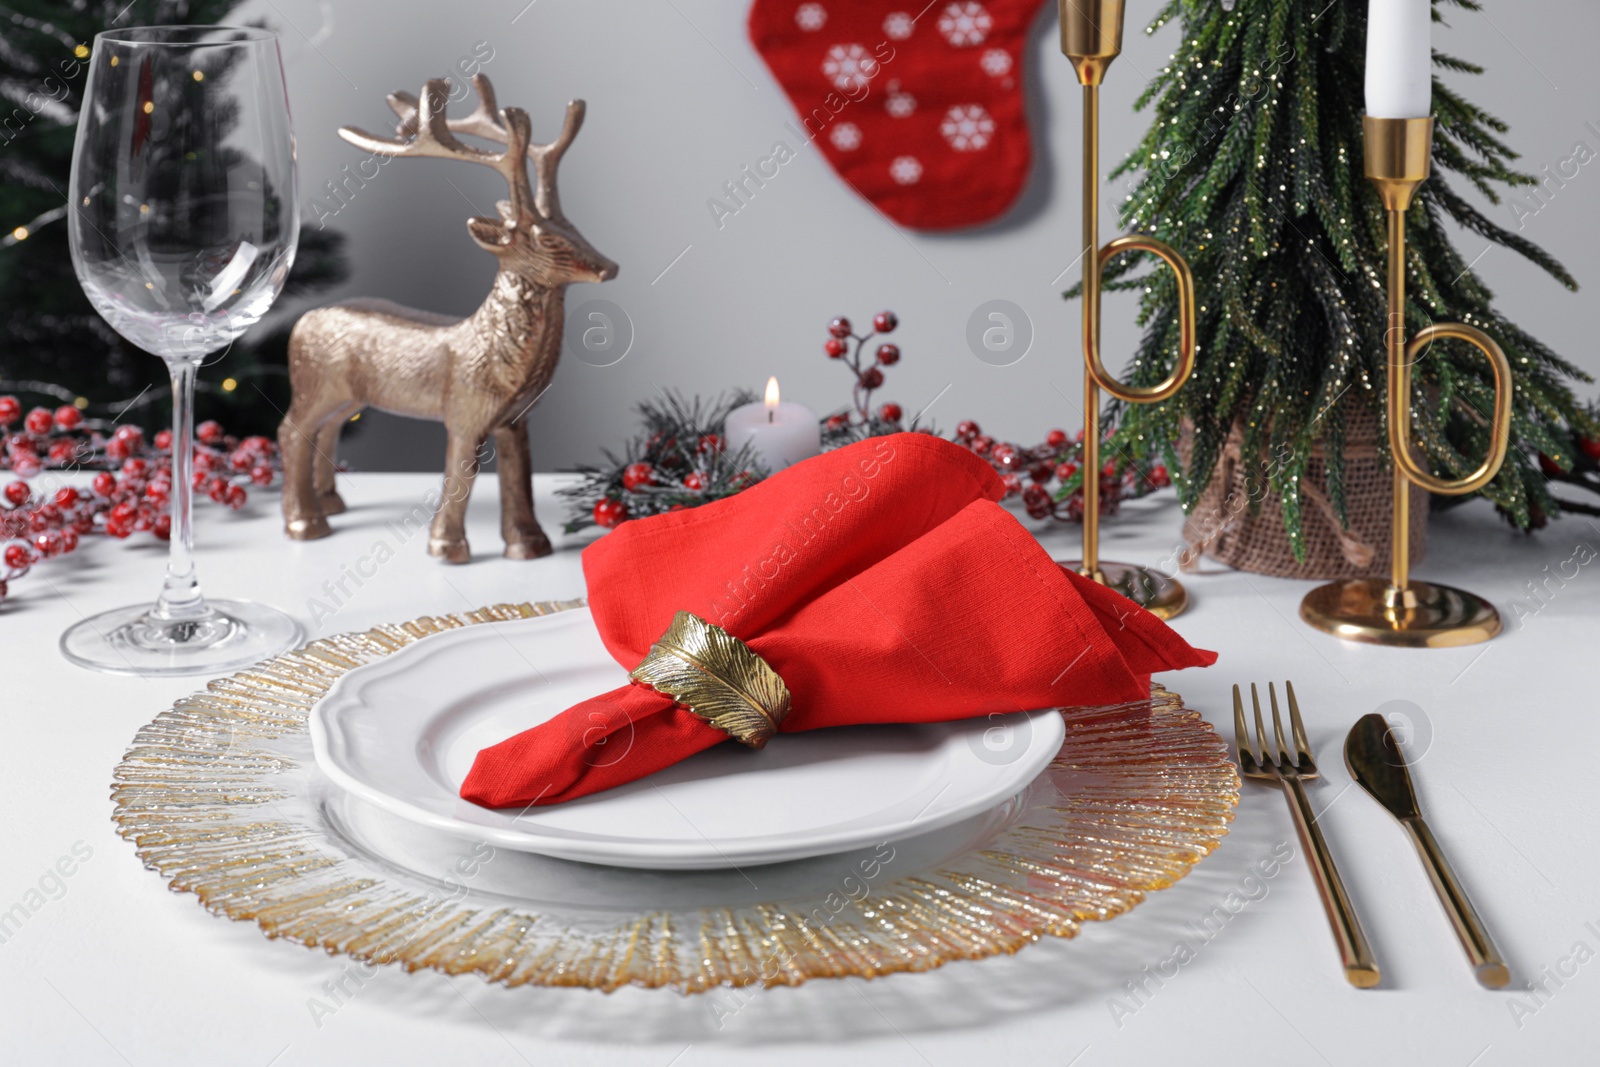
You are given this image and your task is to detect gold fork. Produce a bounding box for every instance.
[1234,681,1381,988]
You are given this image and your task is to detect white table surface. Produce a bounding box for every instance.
[3,472,1594,1066]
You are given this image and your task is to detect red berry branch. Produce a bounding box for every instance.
[820,310,914,446]
[0,394,279,605]
[950,420,1170,522]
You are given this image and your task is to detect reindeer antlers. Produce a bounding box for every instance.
[341,74,585,221]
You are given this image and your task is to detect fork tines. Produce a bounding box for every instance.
[1232,680,1314,778]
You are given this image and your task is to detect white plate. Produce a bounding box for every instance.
[309,607,1066,869]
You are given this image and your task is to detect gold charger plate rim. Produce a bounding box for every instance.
[110,600,1239,994]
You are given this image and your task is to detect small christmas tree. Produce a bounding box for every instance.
[0,0,345,437]
[1084,0,1594,557]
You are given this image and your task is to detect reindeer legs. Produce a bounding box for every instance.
[279,398,341,541]
[314,405,359,516]
[429,429,483,564]
[494,417,550,560]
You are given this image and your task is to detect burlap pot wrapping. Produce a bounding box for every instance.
[1176,414,1426,580]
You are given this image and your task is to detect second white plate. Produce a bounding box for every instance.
[309,607,1066,869]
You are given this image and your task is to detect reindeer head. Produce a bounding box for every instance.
[340,75,617,287]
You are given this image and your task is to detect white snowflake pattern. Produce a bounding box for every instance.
[829,122,862,151]
[886,90,917,118]
[937,2,992,47]
[794,3,827,31]
[889,155,923,185]
[980,48,1012,77]
[883,11,914,39]
[821,43,878,93]
[940,104,995,151]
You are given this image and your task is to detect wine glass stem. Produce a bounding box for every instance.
[151,359,210,623]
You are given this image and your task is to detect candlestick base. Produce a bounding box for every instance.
[1299,578,1501,648]
[1058,559,1187,621]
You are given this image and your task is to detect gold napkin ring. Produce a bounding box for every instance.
[629,611,791,748]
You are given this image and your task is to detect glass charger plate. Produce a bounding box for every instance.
[112,601,1240,994]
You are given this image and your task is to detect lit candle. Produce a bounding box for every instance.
[1365,0,1432,119]
[724,377,821,474]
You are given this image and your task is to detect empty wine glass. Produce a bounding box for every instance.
[63,25,302,675]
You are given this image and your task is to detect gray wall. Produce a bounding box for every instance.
[237,0,1600,472]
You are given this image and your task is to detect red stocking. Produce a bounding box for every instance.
[749,0,1047,230]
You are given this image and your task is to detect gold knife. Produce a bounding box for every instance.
[1344,713,1510,989]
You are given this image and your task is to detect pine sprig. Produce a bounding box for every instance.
[1079,0,1594,557]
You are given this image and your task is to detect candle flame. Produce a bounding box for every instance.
[764,376,780,408]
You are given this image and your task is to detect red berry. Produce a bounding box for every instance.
[683,472,708,491]
[197,420,224,444]
[241,435,273,454]
[3,482,28,507]
[1022,484,1052,518]
[109,501,136,522]
[1055,461,1079,482]
[224,485,247,510]
[873,310,898,333]
[60,528,79,553]
[105,518,132,539]
[875,343,900,366]
[122,457,148,477]
[828,317,852,339]
[152,514,172,541]
[34,530,64,557]
[0,397,19,425]
[207,477,229,503]
[696,434,724,455]
[622,462,656,492]
[11,454,39,478]
[145,480,171,502]
[593,498,627,529]
[24,407,53,434]
[1001,473,1023,496]
[1148,464,1171,488]
[92,472,116,497]
[1103,461,1118,478]
[53,405,83,431]
[1581,437,1600,461]
[824,337,847,358]
[955,420,980,441]
[825,414,849,431]
[154,429,173,450]
[113,424,142,444]
[1029,462,1053,484]
[54,487,79,508]
[229,449,252,471]
[992,443,1019,467]
[971,435,994,456]
[193,450,216,472]
[105,437,131,461]
[1045,429,1068,449]
[250,465,273,486]
[877,402,903,424]
[3,542,33,571]
[48,440,77,465]
[859,367,884,389]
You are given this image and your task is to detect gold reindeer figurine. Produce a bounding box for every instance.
[279,74,616,562]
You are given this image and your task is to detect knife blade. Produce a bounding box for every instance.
[1345,713,1510,989]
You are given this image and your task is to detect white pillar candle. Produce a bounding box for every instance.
[725,377,821,474]
[1365,0,1432,118]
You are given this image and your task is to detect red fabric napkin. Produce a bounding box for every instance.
[461,434,1215,808]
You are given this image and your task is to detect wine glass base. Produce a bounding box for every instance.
[1299,578,1502,648]
[60,599,304,677]
[1057,559,1188,620]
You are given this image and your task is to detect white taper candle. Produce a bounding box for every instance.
[1365,0,1432,119]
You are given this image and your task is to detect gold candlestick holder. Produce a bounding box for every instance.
[1299,116,1514,648]
[1058,0,1196,620]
